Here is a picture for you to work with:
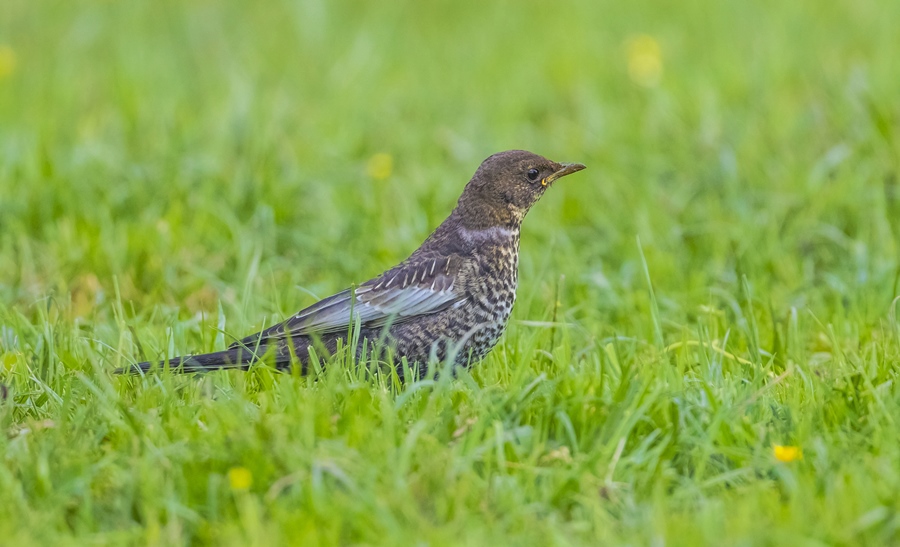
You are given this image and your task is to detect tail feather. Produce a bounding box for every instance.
[115,346,277,374]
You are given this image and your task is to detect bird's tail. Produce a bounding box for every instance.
[115,346,272,374]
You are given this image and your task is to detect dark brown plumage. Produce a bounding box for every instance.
[120,150,585,376]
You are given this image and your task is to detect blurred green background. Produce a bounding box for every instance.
[2,0,897,332]
[1,0,899,544]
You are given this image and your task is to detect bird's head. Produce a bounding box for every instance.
[455,150,585,230]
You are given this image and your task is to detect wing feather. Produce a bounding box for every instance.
[230,255,464,348]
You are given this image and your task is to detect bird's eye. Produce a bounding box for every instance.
[526,168,540,181]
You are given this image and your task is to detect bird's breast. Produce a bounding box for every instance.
[454,238,519,358]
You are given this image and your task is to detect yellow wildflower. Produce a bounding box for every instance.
[0,46,16,79]
[366,153,393,180]
[773,445,803,463]
[228,466,253,491]
[625,34,662,88]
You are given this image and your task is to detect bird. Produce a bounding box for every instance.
[119,150,585,377]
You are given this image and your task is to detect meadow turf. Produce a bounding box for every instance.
[2,0,900,544]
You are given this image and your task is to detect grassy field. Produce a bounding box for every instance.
[2,0,900,544]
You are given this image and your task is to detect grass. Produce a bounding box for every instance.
[1,0,900,544]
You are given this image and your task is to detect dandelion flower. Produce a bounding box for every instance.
[773,445,803,463]
[625,34,663,88]
[0,46,16,80]
[228,466,253,491]
[367,153,393,180]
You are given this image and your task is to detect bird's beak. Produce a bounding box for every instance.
[542,162,586,186]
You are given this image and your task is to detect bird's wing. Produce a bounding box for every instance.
[230,254,466,348]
